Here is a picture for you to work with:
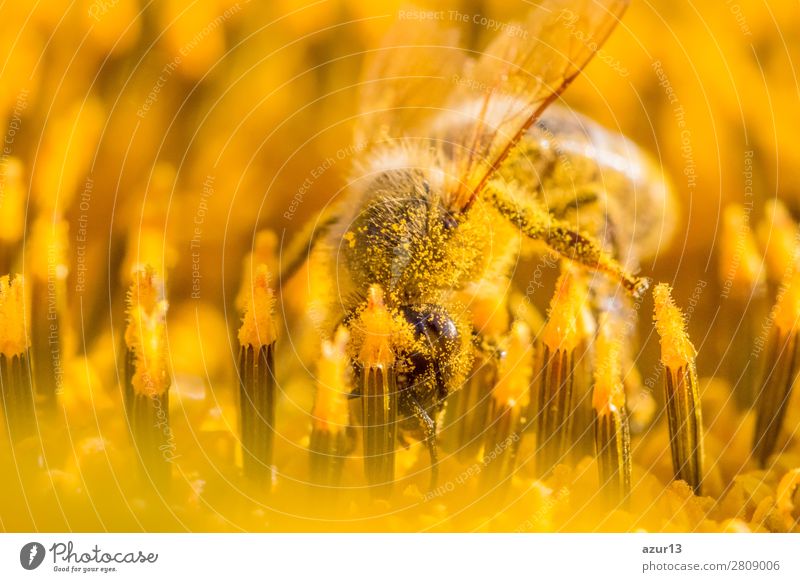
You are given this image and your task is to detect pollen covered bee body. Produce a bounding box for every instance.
[294,0,675,487]
[500,103,675,271]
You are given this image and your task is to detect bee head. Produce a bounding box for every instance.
[396,303,461,406]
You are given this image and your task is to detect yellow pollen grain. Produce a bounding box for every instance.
[493,320,533,407]
[0,274,29,357]
[313,326,351,432]
[542,268,589,352]
[237,264,277,348]
[653,283,696,370]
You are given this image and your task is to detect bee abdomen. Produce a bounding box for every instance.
[500,104,676,265]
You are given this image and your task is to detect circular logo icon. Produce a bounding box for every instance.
[20,542,46,570]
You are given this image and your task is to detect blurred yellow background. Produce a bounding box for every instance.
[1,0,799,532]
[2,1,797,300]
[1,0,793,376]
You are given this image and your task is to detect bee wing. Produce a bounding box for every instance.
[442,0,629,212]
[355,16,468,144]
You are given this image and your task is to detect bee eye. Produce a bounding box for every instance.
[426,312,457,340]
[398,304,459,397]
[441,212,458,231]
[400,305,458,351]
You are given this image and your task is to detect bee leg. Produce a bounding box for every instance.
[403,391,439,491]
[547,187,623,268]
[486,183,649,299]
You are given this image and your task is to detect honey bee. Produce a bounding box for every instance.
[284,0,675,487]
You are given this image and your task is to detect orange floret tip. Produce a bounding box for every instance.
[0,157,25,243]
[125,266,170,396]
[0,274,29,357]
[653,283,696,369]
[356,285,396,367]
[592,312,625,416]
[542,268,589,352]
[237,264,278,348]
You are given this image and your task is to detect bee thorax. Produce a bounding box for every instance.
[342,170,479,299]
